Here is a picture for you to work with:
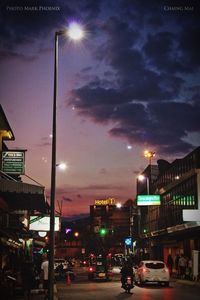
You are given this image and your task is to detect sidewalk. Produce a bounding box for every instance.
[173,278,200,288]
[15,284,58,300]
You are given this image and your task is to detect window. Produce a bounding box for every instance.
[145,262,165,269]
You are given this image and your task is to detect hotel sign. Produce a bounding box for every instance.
[95,198,116,206]
[137,195,161,206]
[2,151,25,175]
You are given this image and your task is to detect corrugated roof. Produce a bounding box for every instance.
[0,104,15,140]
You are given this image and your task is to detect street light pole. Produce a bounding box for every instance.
[48,31,59,300]
[48,24,84,299]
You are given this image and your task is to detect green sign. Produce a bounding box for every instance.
[172,195,195,206]
[137,195,160,206]
[29,215,44,224]
[2,151,25,175]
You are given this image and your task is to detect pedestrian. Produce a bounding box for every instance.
[167,254,174,277]
[178,254,187,279]
[175,254,180,278]
[21,257,34,300]
[188,258,193,280]
[41,254,49,299]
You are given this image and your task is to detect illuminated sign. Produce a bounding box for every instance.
[95,197,116,206]
[2,151,25,174]
[125,237,132,246]
[29,216,60,231]
[172,195,195,206]
[137,195,160,206]
[182,209,200,221]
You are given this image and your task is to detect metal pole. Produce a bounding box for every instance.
[146,177,150,195]
[147,167,151,258]
[48,32,58,300]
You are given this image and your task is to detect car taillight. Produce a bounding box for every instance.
[88,267,93,272]
[142,267,150,273]
[162,267,169,273]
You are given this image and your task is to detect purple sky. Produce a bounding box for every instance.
[0,0,200,218]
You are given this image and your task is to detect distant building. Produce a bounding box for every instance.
[137,147,200,267]
[90,198,135,255]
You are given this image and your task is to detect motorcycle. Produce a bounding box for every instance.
[122,276,134,293]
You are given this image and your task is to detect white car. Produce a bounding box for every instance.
[135,260,170,286]
[111,265,121,274]
[54,258,66,270]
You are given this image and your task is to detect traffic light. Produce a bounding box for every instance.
[99,227,107,237]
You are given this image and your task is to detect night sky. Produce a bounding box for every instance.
[0,0,200,218]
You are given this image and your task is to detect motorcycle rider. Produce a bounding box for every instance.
[120,260,134,288]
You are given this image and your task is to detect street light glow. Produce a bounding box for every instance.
[57,162,67,170]
[144,150,155,159]
[138,174,145,181]
[67,22,84,41]
[116,202,122,208]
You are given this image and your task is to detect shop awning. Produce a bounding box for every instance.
[0,178,48,212]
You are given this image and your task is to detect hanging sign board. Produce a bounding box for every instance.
[2,151,25,174]
[183,209,200,221]
[137,195,160,206]
[29,215,60,231]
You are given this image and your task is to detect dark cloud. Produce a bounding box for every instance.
[179,27,200,68]
[64,213,89,221]
[0,0,102,60]
[81,184,124,191]
[68,0,200,156]
[1,0,200,156]
[62,196,73,202]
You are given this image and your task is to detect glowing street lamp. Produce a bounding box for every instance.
[144,150,155,165]
[56,162,67,170]
[116,202,122,208]
[137,174,150,195]
[48,21,84,300]
[67,22,85,41]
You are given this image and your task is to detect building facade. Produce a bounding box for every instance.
[137,147,200,270]
[0,105,48,276]
[90,198,135,255]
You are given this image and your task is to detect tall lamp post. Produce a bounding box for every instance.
[144,150,155,193]
[138,150,155,259]
[49,22,84,300]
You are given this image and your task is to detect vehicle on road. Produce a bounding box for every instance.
[88,254,112,281]
[135,260,170,286]
[111,265,121,274]
[54,258,66,270]
[121,276,134,293]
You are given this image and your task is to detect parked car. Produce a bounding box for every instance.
[135,260,170,286]
[54,258,66,270]
[111,265,121,274]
